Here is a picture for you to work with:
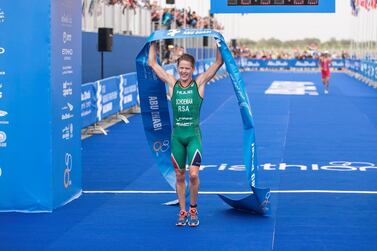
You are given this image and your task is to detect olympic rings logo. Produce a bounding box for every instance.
[153,140,170,156]
[64,153,72,188]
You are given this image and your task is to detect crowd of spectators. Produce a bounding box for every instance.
[151,5,223,31]
[106,0,150,9]
[149,1,224,64]
[102,0,223,31]
[100,0,224,64]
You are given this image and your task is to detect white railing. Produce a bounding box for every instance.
[82,0,151,36]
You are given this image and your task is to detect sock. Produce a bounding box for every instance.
[190,204,197,208]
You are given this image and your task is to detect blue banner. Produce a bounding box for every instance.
[0,2,52,211]
[136,29,270,214]
[98,76,121,120]
[346,59,377,82]
[80,73,140,128]
[0,0,82,212]
[331,59,345,69]
[51,0,82,209]
[81,82,98,128]
[243,58,345,70]
[120,73,139,111]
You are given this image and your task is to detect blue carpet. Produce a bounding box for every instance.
[1,72,377,251]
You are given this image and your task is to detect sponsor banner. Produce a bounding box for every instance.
[345,59,361,73]
[98,76,121,120]
[51,0,82,209]
[81,82,98,128]
[79,72,143,128]
[0,0,81,212]
[246,59,263,68]
[120,73,139,110]
[331,59,345,68]
[244,59,345,70]
[346,59,377,82]
[267,59,290,69]
[80,73,140,128]
[290,59,318,68]
[0,1,53,211]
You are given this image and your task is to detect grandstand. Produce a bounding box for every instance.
[1,1,377,250]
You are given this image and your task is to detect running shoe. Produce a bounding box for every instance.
[176,210,188,226]
[188,208,199,227]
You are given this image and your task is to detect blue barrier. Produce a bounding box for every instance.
[81,82,98,128]
[240,58,345,70]
[346,59,377,83]
[80,58,353,130]
[0,0,82,212]
[99,76,121,121]
[120,73,139,111]
[81,73,140,128]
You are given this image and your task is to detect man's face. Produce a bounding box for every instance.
[178,60,194,82]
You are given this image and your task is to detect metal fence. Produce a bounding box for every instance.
[82,0,152,36]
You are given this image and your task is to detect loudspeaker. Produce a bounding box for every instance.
[231,39,237,48]
[98,28,113,52]
[203,36,209,47]
[166,0,175,4]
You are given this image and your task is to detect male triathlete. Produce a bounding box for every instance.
[319,51,332,94]
[148,42,223,227]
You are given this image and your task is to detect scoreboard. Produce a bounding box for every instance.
[211,0,335,13]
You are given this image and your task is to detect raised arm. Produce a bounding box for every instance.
[148,42,176,88]
[196,47,224,87]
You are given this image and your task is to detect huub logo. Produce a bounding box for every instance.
[0,47,5,54]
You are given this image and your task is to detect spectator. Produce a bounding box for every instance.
[162,8,174,29]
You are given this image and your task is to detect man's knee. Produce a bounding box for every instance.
[176,171,185,183]
[189,171,199,183]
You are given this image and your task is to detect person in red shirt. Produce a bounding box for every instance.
[319,51,332,94]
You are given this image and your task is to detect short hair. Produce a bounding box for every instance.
[177,53,195,67]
